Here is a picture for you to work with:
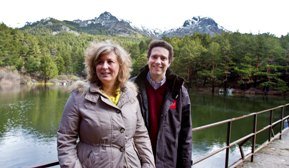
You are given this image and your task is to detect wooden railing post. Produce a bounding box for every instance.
[269,110,273,141]
[225,121,232,168]
[280,106,284,140]
[251,114,257,162]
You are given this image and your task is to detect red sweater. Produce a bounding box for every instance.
[146,82,167,154]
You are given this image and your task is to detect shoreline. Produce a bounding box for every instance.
[0,68,287,96]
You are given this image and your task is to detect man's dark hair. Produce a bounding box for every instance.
[147,39,174,63]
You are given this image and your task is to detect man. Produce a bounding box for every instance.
[132,39,192,168]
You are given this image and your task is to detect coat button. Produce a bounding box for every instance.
[119,147,125,152]
[120,128,125,133]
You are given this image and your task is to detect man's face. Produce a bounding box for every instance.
[148,47,171,82]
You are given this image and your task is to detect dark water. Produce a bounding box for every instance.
[0,86,288,167]
[190,91,288,167]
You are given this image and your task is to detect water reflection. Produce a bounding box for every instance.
[191,92,288,126]
[192,142,252,168]
[0,127,57,167]
[0,85,68,167]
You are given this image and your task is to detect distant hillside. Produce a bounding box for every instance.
[20,11,227,37]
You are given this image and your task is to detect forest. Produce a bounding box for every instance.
[1,23,289,94]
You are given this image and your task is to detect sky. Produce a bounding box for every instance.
[0,0,288,37]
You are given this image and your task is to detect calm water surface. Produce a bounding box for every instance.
[0,86,288,167]
[190,90,288,167]
[0,86,67,167]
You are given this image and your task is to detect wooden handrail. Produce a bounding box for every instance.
[192,103,289,168]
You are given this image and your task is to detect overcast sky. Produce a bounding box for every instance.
[0,0,288,37]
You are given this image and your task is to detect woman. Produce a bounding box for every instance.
[57,41,155,168]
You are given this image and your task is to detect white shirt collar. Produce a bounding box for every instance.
[146,72,166,90]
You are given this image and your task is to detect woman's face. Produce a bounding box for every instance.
[96,52,120,87]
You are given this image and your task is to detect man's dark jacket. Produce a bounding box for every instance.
[131,65,192,168]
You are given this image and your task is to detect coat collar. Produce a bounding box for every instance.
[134,65,184,99]
[71,80,138,107]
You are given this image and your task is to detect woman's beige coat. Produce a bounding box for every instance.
[57,81,155,168]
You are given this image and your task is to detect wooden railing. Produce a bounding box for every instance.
[33,162,59,168]
[33,103,289,168]
[191,103,289,168]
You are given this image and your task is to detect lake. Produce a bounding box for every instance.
[0,85,288,167]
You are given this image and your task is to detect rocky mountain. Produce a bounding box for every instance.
[67,12,146,36]
[22,12,147,37]
[162,16,226,37]
[21,12,227,37]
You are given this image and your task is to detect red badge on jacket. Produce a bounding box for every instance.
[169,100,177,109]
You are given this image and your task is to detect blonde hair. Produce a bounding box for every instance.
[84,41,132,88]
